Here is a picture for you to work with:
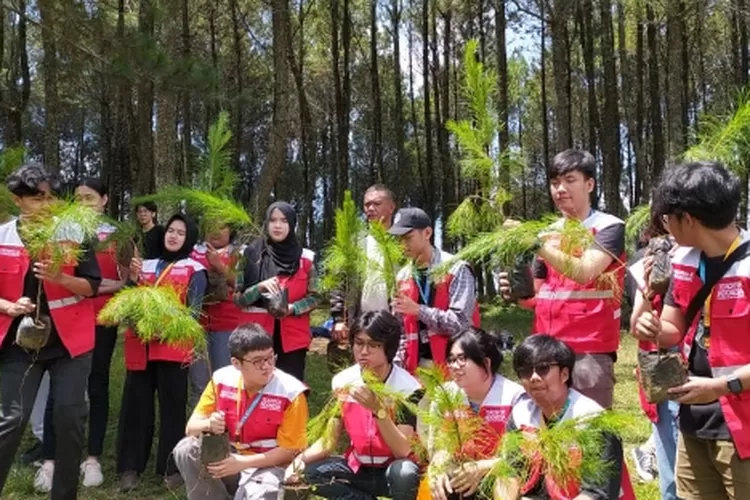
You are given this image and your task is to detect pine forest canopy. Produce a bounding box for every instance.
[3,0,750,264]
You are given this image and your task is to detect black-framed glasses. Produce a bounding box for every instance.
[352,339,384,351]
[446,354,469,368]
[239,354,277,369]
[516,362,559,380]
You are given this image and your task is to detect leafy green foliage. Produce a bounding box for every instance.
[0,146,25,223]
[98,285,207,353]
[99,218,143,266]
[319,191,368,317]
[367,221,406,299]
[19,199,101,272]
[625,205,652,248]
[195,111,237,198]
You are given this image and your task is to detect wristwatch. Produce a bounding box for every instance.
[373,408,387,420]
[727,374,744,395]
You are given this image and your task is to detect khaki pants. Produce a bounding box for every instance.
[572,353,615,409]
[676,432,750,500]
[173,436,284,500]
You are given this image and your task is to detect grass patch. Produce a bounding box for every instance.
[3,305,659,499]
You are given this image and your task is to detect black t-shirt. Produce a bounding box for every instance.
[413,268,434,360]
[1,241,101,361]
[141,225,165,260]
[664,254,730,439]
[533,220,626,280]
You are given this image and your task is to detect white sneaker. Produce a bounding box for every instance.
[631,446,656,482]
[81,458,104,487]
[33,461,54,493]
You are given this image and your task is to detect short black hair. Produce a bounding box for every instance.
[365,184,395,202]
[229,323,274,359]
[445,327,508,375]
[136,201,158,214]
[548,149,596,181]
[349,310,402,362]
[6,164,59,197]
[512,334,575,387]
[652,161,740,230]
[79,177,107,197]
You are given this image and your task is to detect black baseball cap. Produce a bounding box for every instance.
[389,207,433,236]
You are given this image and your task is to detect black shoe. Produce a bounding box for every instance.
[120,471,139,492]
[19,441,43,466]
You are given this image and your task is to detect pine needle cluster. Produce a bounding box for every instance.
[98,285,206,352]
[19,199,101,272]
[319,191,368,312]
[194,111,238,199]
[625,205,652,248]
[0,146,24,223]
[367,221,406,299]
[99,218,143,266]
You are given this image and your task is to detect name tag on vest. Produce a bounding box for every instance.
[0,248,22,257]
[259,396,284,413]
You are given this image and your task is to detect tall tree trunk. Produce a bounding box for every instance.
[255,0,294,213]
[646,3,664,183]
[665,0,687,158]
[134,0,155,195]
[550,0,573,150]
[370,0,384,183]
[154,0,180,191]
[441,6,454,236]
[38,0,60,173]
[422,0,435,216]
[113,0,131,213]
[342,0,352,199]
[540,0,552,209]
[229,0,244,175]
[577,0,599,160]
[4,0,31,146]
[390,0,408,192]
[180,0,192,183]
[408,14,427,202]
[431,0,444,216]
[496,0,509,191]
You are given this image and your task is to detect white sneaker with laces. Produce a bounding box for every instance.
[631,445,656,482]
[33,461,54,493]
[81,458,104,487]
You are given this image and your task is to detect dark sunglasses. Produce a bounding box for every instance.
[516,362,559,380]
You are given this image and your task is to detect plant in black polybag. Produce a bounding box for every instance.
[638,349,688,404]
[647,236,673,296]
[266,288,290,318]
[506,253,536,301]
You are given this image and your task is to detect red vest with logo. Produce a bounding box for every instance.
[91,222,120,320]
[333,364,422,472]
[397,250,480,374]
[123,258,205,370]
[671,235,750,458]
[0,219,97,358]
[533,211,625,354]
[190,243,268,333]
[255,248,315,353]
[439,375,524,460]
[212,366,307,453]
[511,389,636,500]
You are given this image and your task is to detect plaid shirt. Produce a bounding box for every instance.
[235,265,320,316]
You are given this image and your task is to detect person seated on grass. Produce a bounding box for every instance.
[494,335,635,500]
[286,310,423,500]
[173,323,309,500]
[425,327,525,500]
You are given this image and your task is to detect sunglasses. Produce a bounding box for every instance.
[516,362,559,380]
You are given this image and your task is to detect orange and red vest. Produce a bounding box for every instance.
[212,365,307,453]
[91,222,121,320]
[397,250,480,374]
[0,219,97,358]
[671,234,750,458]
[533,211,625,354]
[333,364,422,472]
[438,374,524,460]
[190,243,269,333]
[251,248,316,353]
[511,389,636,500]
[123,258,205,370]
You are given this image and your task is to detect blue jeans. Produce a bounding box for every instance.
[207,330,233,370]
[654,399,680,500]
[188,331,233,409]
[304,456,421,500]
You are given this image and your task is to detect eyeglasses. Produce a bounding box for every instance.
[516,362,559,380]
[239,354,277,369]
[446,354,469,368]
[353,339,384,351]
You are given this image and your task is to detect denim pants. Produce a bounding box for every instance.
[654,399,680,500]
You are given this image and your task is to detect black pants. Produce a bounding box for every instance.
[116,360,187,477]
[273,320,307,382]
[43,325,118,459]
[0,352,92,500]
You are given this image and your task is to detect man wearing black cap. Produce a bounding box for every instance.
[389,208,478,374]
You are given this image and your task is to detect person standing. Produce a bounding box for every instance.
[499,149,625,409]
[117,213,207,492]
[135,201,164,259]
[0,164,101,499]
[635,161,750,499]
[235,202,319,382]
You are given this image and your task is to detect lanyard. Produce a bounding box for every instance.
[412,269,431,305]
[234,380,264,443]
[153,261,176,287]
[698,235,742,328]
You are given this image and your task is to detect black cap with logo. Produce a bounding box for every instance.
[388,207,433,236]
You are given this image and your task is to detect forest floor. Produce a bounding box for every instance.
[3,305,660,499]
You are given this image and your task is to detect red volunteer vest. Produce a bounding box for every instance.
[91,222,120,319]
[533,211,625,354]
[440,375,524,460]
[190,243,267,333]
[254,249,315,353]
[671,236,750,458]
[0,219,97,358]
[213,366,307,453]
[333,364,422,472]
[123,258,204,370]
[511,389,636,500]
[397,250,480,374]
